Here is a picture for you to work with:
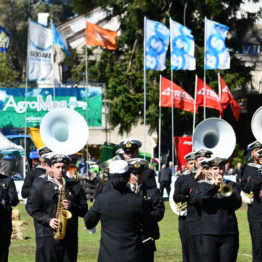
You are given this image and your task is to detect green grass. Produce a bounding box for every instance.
[9,202,252,262]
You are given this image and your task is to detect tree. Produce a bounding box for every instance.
[0,54,19,83]
[71,0,261,141]
[0,0,74,84]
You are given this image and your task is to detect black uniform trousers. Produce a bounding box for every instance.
[187,221,201,262]
[178,216,189,262]
[249,220,262,262]
[159,181,171,197]
[36,236,78,262]
[0,231,11,262]
[199,234,239,262]
[141,241,155,262]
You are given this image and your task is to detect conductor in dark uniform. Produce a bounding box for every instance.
[119,138,157,188]
[191,157,241,262]
[26,154,88,262]
[21,146,52,198]
[240,141,262,262]
[0,168,19,262]
[128,158,165,262]
[84,160,159,262]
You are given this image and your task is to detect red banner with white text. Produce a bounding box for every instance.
[174,136,192,170]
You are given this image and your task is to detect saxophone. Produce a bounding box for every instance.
[54,177,72,240]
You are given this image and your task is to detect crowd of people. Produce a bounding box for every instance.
[0,137,262,262]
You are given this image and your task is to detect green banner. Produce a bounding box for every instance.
[0,87,102,127]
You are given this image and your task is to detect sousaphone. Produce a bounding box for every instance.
[251,106,262,143]
[40,108,89,155]
[193,117,236,158]
[169,180,187,216]
[243,106,262,204]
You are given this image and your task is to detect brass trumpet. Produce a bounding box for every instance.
[219,182,232,197]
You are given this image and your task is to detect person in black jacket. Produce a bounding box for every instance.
[84,160,159,262]
[119,138,157,188]
[128,158,165,262]
[21,146,52,198]
[0,171,19,262]
[173,149,212,262]
[26,154,87,262]
[240,141,262,262]
[191,157,242,262]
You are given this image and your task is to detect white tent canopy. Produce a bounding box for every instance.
[0,132,24,155]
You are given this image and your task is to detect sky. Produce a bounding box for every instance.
[240,1,262,23]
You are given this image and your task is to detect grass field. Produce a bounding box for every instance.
[9,202,252,262]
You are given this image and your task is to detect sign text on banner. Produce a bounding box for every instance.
[0,87,102,128]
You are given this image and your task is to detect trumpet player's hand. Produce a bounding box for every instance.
[49,218,59,229]
[214,175,222,187]
[194,168,203,180]
[62,199,71,210]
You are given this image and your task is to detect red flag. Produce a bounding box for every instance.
[161,77,195,112]
[174,136,192,170]
[220,77,241,121]
[196,77,222,113]
[86,21,117,50]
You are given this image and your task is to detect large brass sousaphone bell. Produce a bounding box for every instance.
[40,108,89,155]
[251,106,262,144]
[193,117,236,158]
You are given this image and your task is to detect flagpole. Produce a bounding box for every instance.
[204,17,207,120]
[169,18,174,175]
[193,74,198,134]
[218,72,222,118]
[143,16,147,159]
[85,45,89,162]
[24,18,31,178]
[158,75,162,174]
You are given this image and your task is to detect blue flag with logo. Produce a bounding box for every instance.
[170,18,196,70]
[51,22,70,56]
[205,18,230,70]
[0,26,10,53]
[145,18,169,71]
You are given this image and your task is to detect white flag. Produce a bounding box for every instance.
[27,19,53,81]
[145,18,169,71]
[170,18,196,70]
[205,18,230,70]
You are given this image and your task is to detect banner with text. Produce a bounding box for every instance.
[0,87,102,127]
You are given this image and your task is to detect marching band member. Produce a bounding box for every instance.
[119,138,157,188]
[191,157,241,262]
[26,154,87,262]
[85,160,159,262]
[174,149,212,262]
[0,166,19,262]
[21,146,52,198]
[128,158,165,262]
[240,141,262,262]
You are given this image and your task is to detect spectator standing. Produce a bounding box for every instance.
[234,162,242,177]
[158,164,172,198]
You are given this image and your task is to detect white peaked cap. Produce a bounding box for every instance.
[109,160,129,174]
